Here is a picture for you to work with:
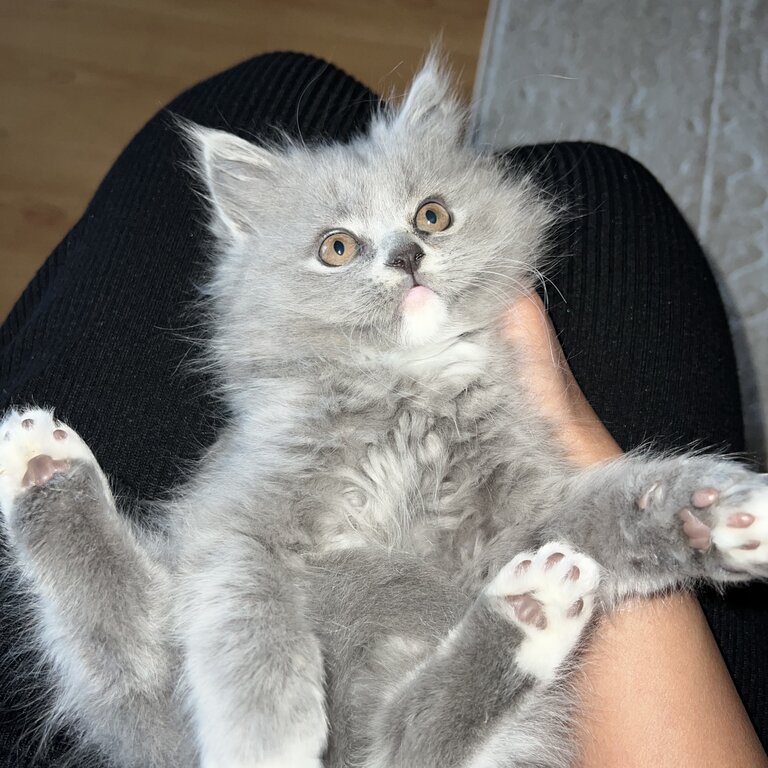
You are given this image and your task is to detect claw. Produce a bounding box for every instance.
[679,508,712,551]
[637,482,662,510]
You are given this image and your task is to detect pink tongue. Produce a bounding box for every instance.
[403,285,434,310]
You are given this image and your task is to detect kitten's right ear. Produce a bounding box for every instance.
[183,123,275,238]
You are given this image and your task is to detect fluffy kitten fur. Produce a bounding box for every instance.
[1,55,767,768]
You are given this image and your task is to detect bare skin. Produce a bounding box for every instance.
[506,293,768,767]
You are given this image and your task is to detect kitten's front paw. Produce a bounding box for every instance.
[675,476,768,577]
[486,543,599,681]
[0,408,95,521]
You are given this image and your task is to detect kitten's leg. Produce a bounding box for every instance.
[366,543,599,768]
[182,537,326,768]
[0,408,184,766]
[535,455,768,601]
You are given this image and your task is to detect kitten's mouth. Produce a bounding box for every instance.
[402,285,436,311]
[399,283,448,345]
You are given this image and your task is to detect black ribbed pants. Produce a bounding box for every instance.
[0,53,765,765]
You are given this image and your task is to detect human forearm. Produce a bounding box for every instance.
[506,293,768,766]
[576,592,768,767]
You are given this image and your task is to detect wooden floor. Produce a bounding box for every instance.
[0,0,488,321]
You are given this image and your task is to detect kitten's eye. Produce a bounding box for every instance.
[415,200,451,233]
[319,231,359,267]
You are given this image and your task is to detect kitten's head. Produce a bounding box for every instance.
[189,54,554,390]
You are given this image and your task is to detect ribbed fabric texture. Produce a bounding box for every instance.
[0,54,764,763]
[504,142,745,455]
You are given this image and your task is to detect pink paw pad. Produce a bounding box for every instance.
[727,512,755,527]
[487,543,600,682]
[678,476,768,573]
[21,455,70,488]
[0,408,96,520]
[488,544,599,632]
[545,553,564,568]
[507,594,547,629]
[679,485,762,553]
[692,487,720,508]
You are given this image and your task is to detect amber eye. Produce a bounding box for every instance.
[319,231,359,266]
[415,200,452,233]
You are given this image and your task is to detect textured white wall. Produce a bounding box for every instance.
[472,0,767,463]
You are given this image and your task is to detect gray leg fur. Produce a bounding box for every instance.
[179,536,327,768]
[543,454,768,601]
[0,409,188,766]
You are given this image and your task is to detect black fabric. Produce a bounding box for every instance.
[0,53,765,764]
[503,143,768,743]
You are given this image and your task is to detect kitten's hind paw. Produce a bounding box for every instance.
[485,543,599,682]
[0,408,96,521]
[677,475,768,577]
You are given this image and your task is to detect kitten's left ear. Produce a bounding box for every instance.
[386,52,465,144]
[184,123,277,238]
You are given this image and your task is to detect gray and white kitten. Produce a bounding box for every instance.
[1,57,767,768]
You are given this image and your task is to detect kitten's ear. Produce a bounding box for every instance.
[184,123,276,237]
[386,52,465,144]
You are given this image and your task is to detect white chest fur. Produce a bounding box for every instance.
[388,337,490,388]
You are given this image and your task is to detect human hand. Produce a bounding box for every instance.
[503,292,768,767]
[504,292,621,466]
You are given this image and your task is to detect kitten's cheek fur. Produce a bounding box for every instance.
[399,291,449,346]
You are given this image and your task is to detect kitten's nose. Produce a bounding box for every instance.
[386,243,424,276]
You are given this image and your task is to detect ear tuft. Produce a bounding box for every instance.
[382,48,465,144]
[181,121,276,237]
